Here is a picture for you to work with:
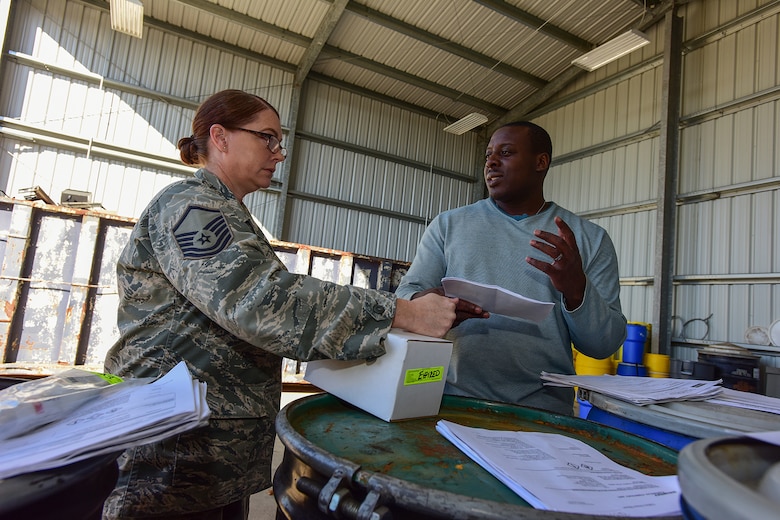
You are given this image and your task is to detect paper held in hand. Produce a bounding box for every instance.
[441,277,554,322]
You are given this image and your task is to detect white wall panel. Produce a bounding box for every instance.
[289,137,473,261]
[545,138,658,213]
[619,286,655,324]
[286,198,427,261]
[293,140,474,218]
[0,137,186,212]
[680,100,780,193]
[1,0,294,220]
[244,190,281,239]
[677,193,778,277]
[288,80,481,260]
[300,81,479,175]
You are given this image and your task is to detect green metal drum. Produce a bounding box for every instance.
[273,394,680,519]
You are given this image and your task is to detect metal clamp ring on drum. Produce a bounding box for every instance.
[356,486,392,520]
[318,467,354,515]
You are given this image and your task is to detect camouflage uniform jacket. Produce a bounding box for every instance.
[103,168,395,518]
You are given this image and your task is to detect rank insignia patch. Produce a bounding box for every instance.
[173,206,234,259]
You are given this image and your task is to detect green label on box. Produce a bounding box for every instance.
[93,372,124,384]
[404,366,445,385]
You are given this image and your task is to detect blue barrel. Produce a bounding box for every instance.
[273,393,679,519]
[623,324,648,364]
[616,363,648,377]
[577,398,593,419]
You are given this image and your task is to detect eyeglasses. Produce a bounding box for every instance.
[234,128,287,157]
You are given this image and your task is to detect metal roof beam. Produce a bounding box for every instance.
[492,0,675,127]
[345,2,547,89]
[172,0,310,47]
[295,0,348,87]
[489,66,584,130]
[76,0,472,121]
[472,0,592,52]
[307,72,460,121]
[140,0,503,115]
[319,47,505,115]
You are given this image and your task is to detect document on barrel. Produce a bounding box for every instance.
[436,420,681,517]
[441,277,554,322]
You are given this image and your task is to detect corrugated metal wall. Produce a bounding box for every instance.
[0,0,293,231]
[0,0,481,263]
[535,0,780,366]
[287,79,481,259]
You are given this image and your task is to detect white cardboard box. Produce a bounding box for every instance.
[304,328,453,422]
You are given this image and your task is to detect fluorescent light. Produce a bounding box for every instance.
[443,113,488,135]
[571,29,650,71]
[110,0,144,39]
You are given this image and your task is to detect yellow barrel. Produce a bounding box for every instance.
[574,348,614,375]
[645,353,670,378]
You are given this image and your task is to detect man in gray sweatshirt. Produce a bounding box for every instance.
[396,121,627,415]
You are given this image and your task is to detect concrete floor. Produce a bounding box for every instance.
[249,392,314,520]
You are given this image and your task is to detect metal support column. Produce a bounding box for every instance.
[652,10,683,355]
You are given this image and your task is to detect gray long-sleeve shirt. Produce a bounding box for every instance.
[396,199,626,415]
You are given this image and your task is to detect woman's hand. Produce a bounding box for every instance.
[411,287,490,328]
[393,293,458,337]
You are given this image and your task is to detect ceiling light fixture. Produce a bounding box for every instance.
[571,29,650,72]
[110,0,144,39]
[443,113,488,135]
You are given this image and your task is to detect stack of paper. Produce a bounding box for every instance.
[541,373,723,405]
[706,387,780,415]
[437,420,681,517]
[0,368,150,441]
[0,361,210,480]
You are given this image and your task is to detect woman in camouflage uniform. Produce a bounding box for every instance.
[102,89,461,520]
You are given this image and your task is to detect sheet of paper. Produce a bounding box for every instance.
[437,420,681,517]
[747,430,780,446]
[0,361,210,480]
[441,277,554,322]
[705,387,780,415]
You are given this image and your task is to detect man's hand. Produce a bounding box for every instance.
[526,216,587,310]
[412,287,490,327]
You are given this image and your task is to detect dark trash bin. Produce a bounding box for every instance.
[0,452,119,520]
